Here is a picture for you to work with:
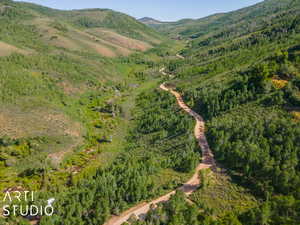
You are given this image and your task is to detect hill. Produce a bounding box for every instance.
[138,17,165,25]
[149,0,300,223]
[0,0,164,57]
[148,0,298,39]
[0,0,172,210]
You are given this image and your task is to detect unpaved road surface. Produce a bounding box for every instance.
[104,83,216,225]
[176,53,185,59]
[159,67,167,76]
[159,67,174,78]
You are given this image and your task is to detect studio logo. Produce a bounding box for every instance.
[2,191,54,217]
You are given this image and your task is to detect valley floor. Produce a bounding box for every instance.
[104,82,218,225]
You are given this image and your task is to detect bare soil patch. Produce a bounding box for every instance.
[0,41,28,57]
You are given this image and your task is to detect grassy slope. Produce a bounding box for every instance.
[1,0,164,58]
[18,1,164,44]
[0,0,170,197]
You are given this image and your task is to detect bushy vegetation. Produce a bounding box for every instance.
[0,89,200,225]
[152,0,299,40]
[131,1,300,224]
[131,190,254,225]
[0,3,169,222]
[13,0,163,44]
[71,10,162,43]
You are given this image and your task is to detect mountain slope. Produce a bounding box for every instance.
[149,0,298,39]
[148,0,300,224]
[33,0,300,224]
[0,0,171,204]
[139,17,165,25]
[1,0,164,57]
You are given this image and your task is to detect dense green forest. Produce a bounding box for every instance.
[135,0,300,224]
[1,87,200,224]
[134,54,300,224]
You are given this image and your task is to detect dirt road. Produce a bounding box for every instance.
[159,67,167,76]
[159,67,174,79]
[104,83,216,225]
[176,53,185,59]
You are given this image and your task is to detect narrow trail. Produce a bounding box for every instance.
[159,67,174,78]
[159,67,167,76]
[104,82,216,225]
[176,53,185,59]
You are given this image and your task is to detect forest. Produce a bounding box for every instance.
[131,49,300,225]
[37,89,199,225]
[132,0,300,223]
[1,86,200,224]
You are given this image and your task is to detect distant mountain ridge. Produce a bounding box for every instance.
[142,0,298,39]
[138,17,165,25]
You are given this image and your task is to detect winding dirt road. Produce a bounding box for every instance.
[176,53,185,59]
[159,67,174,78]
[104,83,216,225]
[159,67,167,76]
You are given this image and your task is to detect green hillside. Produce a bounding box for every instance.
[0,0,170,210]
[148,0,298,40]
[0,0,164,58]
[18,2,163,43]
[148,0,300,224]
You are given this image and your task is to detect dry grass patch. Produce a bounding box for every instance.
[87,28,152,51]
[0,107,82,139]
[190,171,257,216]
[57,81,86,95]
[29,18,147,57]
[70,28,133,56]
[65,28,118,57]
[49,35,83,51]
[0,41,28,57]
[272,78,288,89]
[291,111,300,121]
[80,39,116,57]
[93,37,132,56]
[29,18,84,51]
[0,106,84,165]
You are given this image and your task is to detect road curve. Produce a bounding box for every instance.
[104,83,216,225]
[176,53,185,59]
[159,67,167,76]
